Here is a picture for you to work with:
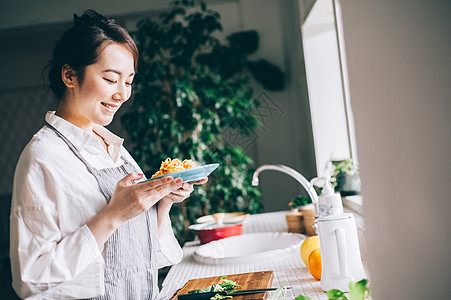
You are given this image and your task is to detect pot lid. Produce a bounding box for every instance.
[189,222,243,231]
[196,212,249,224]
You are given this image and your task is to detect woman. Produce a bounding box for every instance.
[10,10,206,299]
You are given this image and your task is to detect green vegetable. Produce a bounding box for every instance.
[349,279,370,300]
[219,276,242,290]
[271,286,288,300]
[325,279,370,300]
[210,294,232,300]
[326,289,347,300]
[271,286,311,300]
[187,276,242,295]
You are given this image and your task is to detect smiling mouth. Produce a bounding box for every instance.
[101,102,119,112]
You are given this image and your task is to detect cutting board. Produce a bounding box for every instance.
[171,271,274,300]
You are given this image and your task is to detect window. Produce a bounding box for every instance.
[298,0,358,178]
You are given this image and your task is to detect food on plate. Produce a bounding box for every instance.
[151,157,198,178]
[300,235,320,266]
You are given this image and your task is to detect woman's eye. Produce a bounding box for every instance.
[103,78,117,84]
[125,82,133,86]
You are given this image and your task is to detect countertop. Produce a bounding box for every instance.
[159,211,328,300]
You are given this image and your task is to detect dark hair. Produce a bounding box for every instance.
[47,9,138,100]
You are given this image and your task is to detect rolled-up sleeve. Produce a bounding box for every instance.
[155,213,183,269]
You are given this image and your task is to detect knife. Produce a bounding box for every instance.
[177,287,292,300]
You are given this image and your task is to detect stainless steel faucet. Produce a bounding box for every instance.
[252,164,319,214]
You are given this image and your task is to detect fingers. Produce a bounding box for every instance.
[192,177,208,185]
[170,178,184,190]
[137,176,208,190]
[155,179,184,202]
[165,188,192,203]
[181,183,194,192]
[141,177,183,198]
[118,173,144,187]
[164,181,195,203]
[136,176,175,191]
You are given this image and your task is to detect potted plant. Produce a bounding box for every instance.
[288,194,312,213]
[330,159,361,196]
[121,1,284,243]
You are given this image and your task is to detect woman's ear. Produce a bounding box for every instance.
[61,64,77,88]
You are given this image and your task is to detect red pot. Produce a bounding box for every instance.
[189,223,243,244]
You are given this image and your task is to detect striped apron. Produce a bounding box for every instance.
[46,123,158,300]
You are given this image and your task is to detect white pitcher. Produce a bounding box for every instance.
[317,213,366,292]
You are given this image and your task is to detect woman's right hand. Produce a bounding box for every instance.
[107,173,182,225]
[87,173,182,248]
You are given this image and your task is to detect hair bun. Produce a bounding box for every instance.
[73,13,80,25]
[73,9,108,28]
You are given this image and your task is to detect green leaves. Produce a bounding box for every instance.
[246,59,285,91]
[326,289,347,300]
[187,276,241,294]
[122,0,265,244]
[289,195,312,208]
[348,279,370,300]
[210,294,232,300]
[219,276,242,290]
[325,279,370,300]
[227,30,259,54]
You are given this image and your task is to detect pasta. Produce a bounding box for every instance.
[151,157,198,178]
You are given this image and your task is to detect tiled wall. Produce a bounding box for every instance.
[0,87,53,194]
[0,86,129,194]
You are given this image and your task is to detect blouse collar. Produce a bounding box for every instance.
[45,111,124,162]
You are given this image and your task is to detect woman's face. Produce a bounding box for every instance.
[63,43,135,130]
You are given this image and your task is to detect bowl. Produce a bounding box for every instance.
[189,222,243,244]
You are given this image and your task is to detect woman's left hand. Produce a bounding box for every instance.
[161,177,208,204]
[157,178,208,236]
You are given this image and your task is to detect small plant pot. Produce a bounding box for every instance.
[336,173,361,196]
[286,211,305,234]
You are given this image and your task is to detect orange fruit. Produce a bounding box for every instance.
[300,235,320,266]
[308,248,322,280]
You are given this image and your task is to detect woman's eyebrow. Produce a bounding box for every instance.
[103,69,135,77]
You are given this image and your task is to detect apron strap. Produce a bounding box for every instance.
[45,121,96,173]
[46,123,157,299]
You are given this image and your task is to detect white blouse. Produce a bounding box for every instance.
[10,111,182,299]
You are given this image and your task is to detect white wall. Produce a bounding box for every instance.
[239,0,316,211]
[339,0,451,298]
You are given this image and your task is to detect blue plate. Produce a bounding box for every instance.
[145,163,219,183]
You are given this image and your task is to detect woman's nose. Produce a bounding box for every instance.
[112,83,129,102]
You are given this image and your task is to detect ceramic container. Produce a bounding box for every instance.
[317,213,366,292]
[189,222,243,244]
